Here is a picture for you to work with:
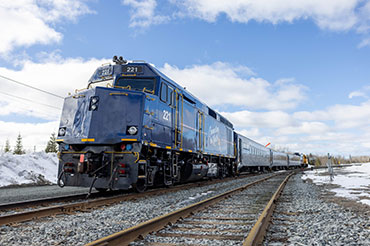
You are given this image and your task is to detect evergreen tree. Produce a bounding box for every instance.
[4,139,11,153]
[45,133,58,153]
[13,133,25,155]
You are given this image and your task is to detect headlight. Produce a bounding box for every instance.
[91,97,98,104]
[58,127,66,136]
[127,126,138,135]
[89,96,99,111]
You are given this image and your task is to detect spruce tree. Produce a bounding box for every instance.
[4,139,11,153]
[45,133,58,153]
[13,133,25,155]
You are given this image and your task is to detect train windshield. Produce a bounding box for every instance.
[115,77,155,94]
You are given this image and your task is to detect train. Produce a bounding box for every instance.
[56,56,304,193]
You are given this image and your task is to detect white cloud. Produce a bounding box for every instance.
[0,0,93,55]
[358,38,370,48]
[0,56,109,120]
[122,0,169,28]
[237,128,261,139]
[293,101,370,129]
[222,110,294,129]
[161,62,306,110]
[123,0,370,45]
[349,91,367,99]
[276,121,329,135]
[174,0,361,31]
[222,99,370,155]
[348,85,370,99]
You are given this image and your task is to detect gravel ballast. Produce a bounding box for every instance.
[264,173,370,246]
[131,174,288,246]
[0,173,273,245]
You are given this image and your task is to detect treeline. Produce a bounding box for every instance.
[2,133,58,154]
[308,153,370,166]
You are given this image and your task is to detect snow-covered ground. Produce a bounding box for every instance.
[302,163,370,206]
[0,152,58,187]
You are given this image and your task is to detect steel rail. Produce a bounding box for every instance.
[85,172,290,246]
[243,172,295,246]
[0,192,99,211]
[0,172,257,226]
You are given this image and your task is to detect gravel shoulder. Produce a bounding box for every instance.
[264,172,370,246]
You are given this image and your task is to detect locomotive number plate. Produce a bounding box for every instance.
[98,66,113,77]
[123,66,143,73]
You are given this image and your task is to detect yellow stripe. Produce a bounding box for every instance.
[166,146,171,149]
[56,139,64,142]
[149,143,157,147]
[109,92,128,96]
[121,138,137,141]
[81,138,95,142]
[179,148,183,151]
[188,150,192,152]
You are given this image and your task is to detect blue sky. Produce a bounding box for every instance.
[1,0,370,156]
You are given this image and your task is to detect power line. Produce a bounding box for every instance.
[0,74,64,99]
[0,91,62,110]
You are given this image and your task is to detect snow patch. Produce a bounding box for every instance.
[302,163,370,206]
[175,190,214,206]
[0,152,58,187]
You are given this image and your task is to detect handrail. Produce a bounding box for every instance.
[142,87,154,94]
[114,85,131,90]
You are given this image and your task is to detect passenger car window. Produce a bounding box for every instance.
[160,83,168,102]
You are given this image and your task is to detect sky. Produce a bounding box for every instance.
[0,0,370,156]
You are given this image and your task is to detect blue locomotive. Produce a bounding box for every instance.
[56,56,301,192]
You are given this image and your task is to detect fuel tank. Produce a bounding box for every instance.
[180,162,209,182]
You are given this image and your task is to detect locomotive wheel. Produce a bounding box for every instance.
[133,179,147,193]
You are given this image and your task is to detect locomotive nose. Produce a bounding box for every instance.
[58,87,145,144]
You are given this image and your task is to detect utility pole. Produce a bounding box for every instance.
[326,153,334,181]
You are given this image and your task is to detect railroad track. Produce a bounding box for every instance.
[86,171,295,246]
[0,172,260,226]
[0,191,106,212]
[263,174,305,245]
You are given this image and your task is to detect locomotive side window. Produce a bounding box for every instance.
[168,87,174,106]
[116,77,155,92]
[160,83,168,102]
[208,107,217,119]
